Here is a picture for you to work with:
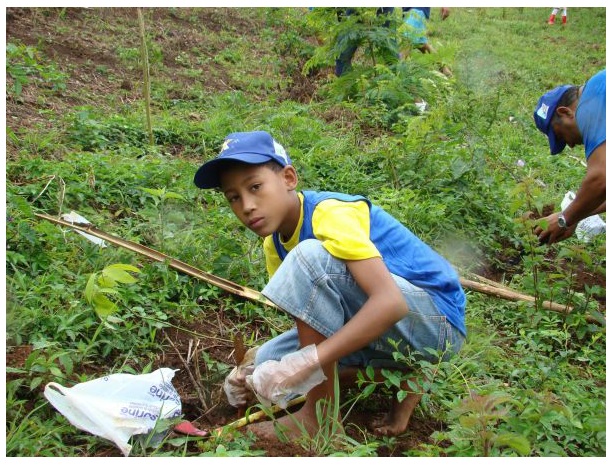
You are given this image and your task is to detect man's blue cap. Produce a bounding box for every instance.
[533,84,572,155]
[194,131,292,189]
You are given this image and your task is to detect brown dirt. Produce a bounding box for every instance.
[6,317,445,457]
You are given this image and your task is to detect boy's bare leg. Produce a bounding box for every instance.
[247,320,340,440]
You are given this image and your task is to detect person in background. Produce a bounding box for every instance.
[334,7,396,77]
[194,130,466,440]
[532,69,606,245]
[548,7,567,25]
[401,7,450,55]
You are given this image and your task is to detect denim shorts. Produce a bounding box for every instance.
[255,239,464,369]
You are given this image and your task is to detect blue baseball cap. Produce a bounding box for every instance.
[533,84,572,155]
[194,131,292,189]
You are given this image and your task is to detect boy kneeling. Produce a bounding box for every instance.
[194,131,466,440]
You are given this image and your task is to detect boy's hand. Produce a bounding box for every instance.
[223,346,259,407]
[224,364,255,407]
[246,344,326,408]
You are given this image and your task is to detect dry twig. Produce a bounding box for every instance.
[164,334,209,412]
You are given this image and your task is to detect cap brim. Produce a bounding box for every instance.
[547,127,566,155]
[194,153,273,189]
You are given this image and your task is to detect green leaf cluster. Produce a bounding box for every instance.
[84,263,140,318]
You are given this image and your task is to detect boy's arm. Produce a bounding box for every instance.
[248,256,408,406]
[316,256,408,365]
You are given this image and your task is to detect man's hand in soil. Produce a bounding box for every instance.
[247,344,326,408]
[534,212,578,245]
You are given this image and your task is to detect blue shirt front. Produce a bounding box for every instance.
[577,69,606,159]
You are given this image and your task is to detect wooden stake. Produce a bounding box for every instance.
[137,8,154,146]
[35,213,276,308]
[35,213,601,323]
[214,395,306,435]
[459,277,570,313]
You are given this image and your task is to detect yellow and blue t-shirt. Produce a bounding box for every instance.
[263,191,466,336]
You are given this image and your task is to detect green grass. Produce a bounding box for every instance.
[5,6,606,457]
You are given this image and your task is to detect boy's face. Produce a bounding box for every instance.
[219,163,299,239]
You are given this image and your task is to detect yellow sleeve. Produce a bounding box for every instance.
[263,235,282,278]
[312,199,381,260]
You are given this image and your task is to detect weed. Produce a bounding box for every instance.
[6,41,68,99]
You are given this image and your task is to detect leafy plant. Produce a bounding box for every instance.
[138,187,186,252]
[84,263,141,319]
[6,41,67,98]
[438,391,531,456]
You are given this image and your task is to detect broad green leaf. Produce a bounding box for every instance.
[59,354,74,375]
[97,274,116,288]
[102,267,137,284]
[84,272,97,303]
[31,340,58,350]
[140,187,165,197]
[407,378,420,393]
[163,191,185,200]
[92,293,118,318]
[385,371,401,388]
[494,432,531,456]
[5,367,28,375]
[49,366,64,377]
[362,383,376,397]
[30,377,43,391]
[97,287,120,296]
[584,415,606,432]
[106,263,141,273]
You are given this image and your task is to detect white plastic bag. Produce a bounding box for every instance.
[61,211,107,247]
[560,191,606,243]
[44,368,181,456]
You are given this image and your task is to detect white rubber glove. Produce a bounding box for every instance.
[223,364,255,407]
[223,346,258,407]
[246,344,327,408]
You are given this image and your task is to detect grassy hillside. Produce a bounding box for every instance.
[5,7,606,457]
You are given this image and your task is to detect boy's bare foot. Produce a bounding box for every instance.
[371,391,422,436]
[247,406,343,442]
[247,408,319,442]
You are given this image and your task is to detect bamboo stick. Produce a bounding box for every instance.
[35,213,276,308]
[459,277,571,313]
[137,8,154,146]
[213,395,307,435]
[36,213,601,323]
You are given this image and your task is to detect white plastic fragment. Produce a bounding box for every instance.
[561,191,606,243]
[415,101,428,114]
[61,211,107,247]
